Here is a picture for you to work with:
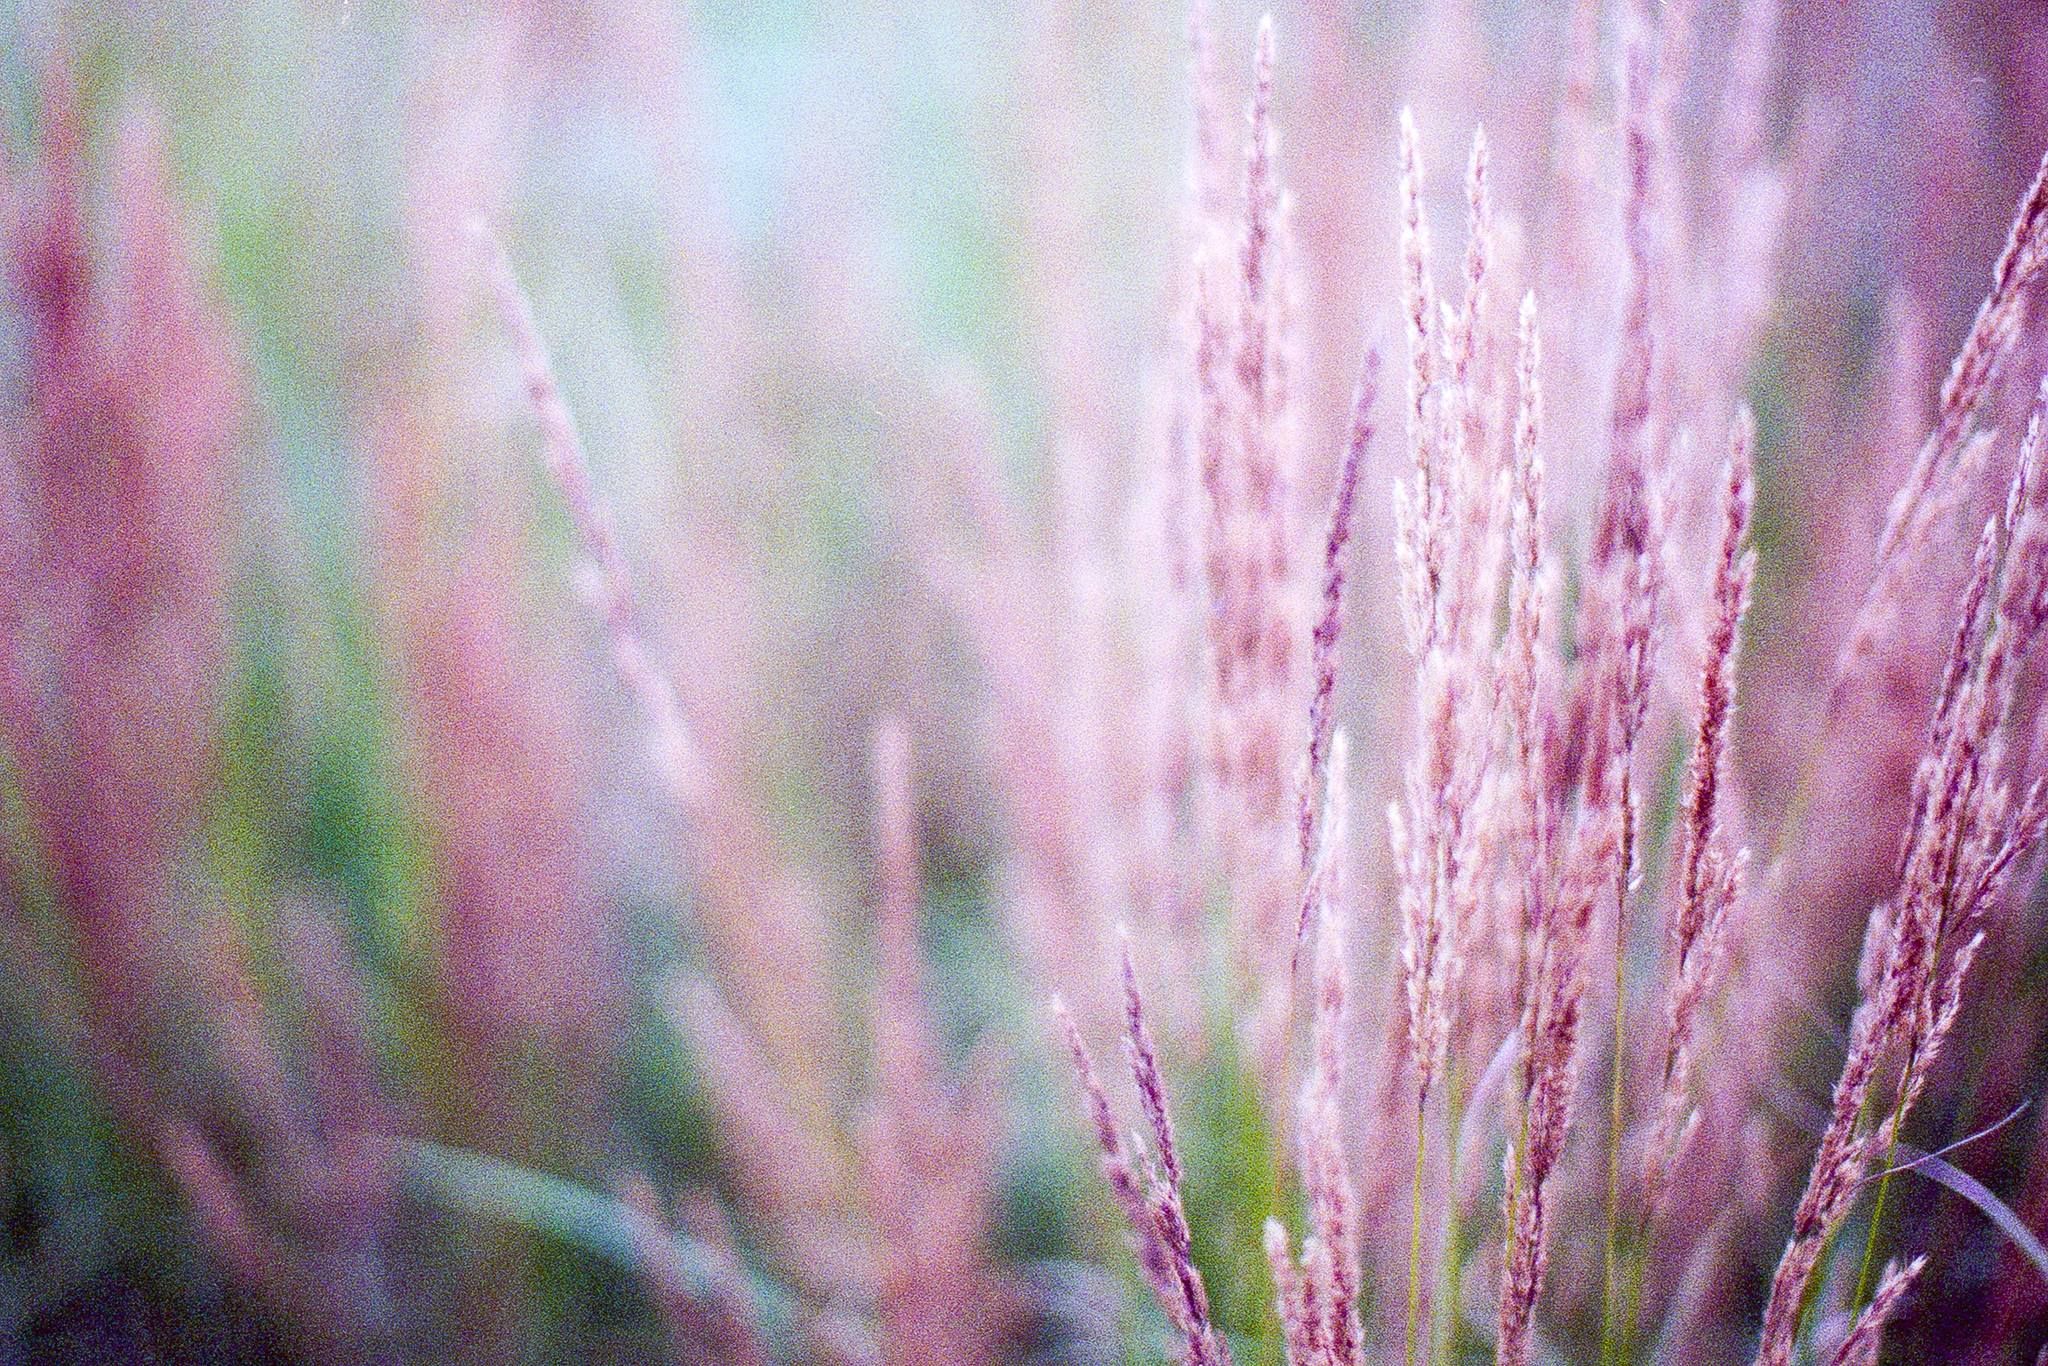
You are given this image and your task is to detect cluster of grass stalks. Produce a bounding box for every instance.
[4,1,2048,1364]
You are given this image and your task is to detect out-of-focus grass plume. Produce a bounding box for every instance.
[4,2,2048,1365]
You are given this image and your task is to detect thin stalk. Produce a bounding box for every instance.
[1506,1049,1536,1331]
[1854,852,1961,1315]
[1434,1053,1470,1364]
[1599,778,1637,1366]
[1621,1070,1668,1349]
[1622,1234,1648,1357]
[1407,1096,1429,1366]
[1850,1017,1934,1316]
[1599,1018,1629,1366]
[1772,1056,1888,1357]
[1851,1129,1903,1318]
[1253,1042,1287,1366]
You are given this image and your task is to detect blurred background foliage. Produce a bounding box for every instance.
[0,1,1194,1358]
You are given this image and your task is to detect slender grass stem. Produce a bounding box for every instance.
[1600,783,1637,1366]
[1252,1040,1287,1366]
[1434,1052,1470,1365]
[1852,1130,1902,1317]
[1599,1004,1629,1366]
[1855,851,1960,1316]
[1622,1232,1648,1357]
[1507,1056,1534,1347]
[1852,1031,1929,1317]
[1407,1095,1429,1366]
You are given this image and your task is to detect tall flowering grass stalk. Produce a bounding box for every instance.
[1056,940,1233,1366]
[1754,377,2048,1366]
[1621,413,1753,1352]
[1268,732,1363,1366]
[1389,107,1503,1366]
[1192,11,1316,1077]
[1494,289,1583,1366]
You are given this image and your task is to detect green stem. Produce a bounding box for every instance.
[1622,1225,1648,1359]
[1435,1052,1471,1365]
[1599,783,1637,1366]
[1599,1003,1629,1366]
[1407,1096,1429,1366]
[1851,1064,1916,1316]
[1854,849,1961,1316]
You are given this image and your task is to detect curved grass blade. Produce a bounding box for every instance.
[1868,1104,2048,1288]
[406,1141,797,1356]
